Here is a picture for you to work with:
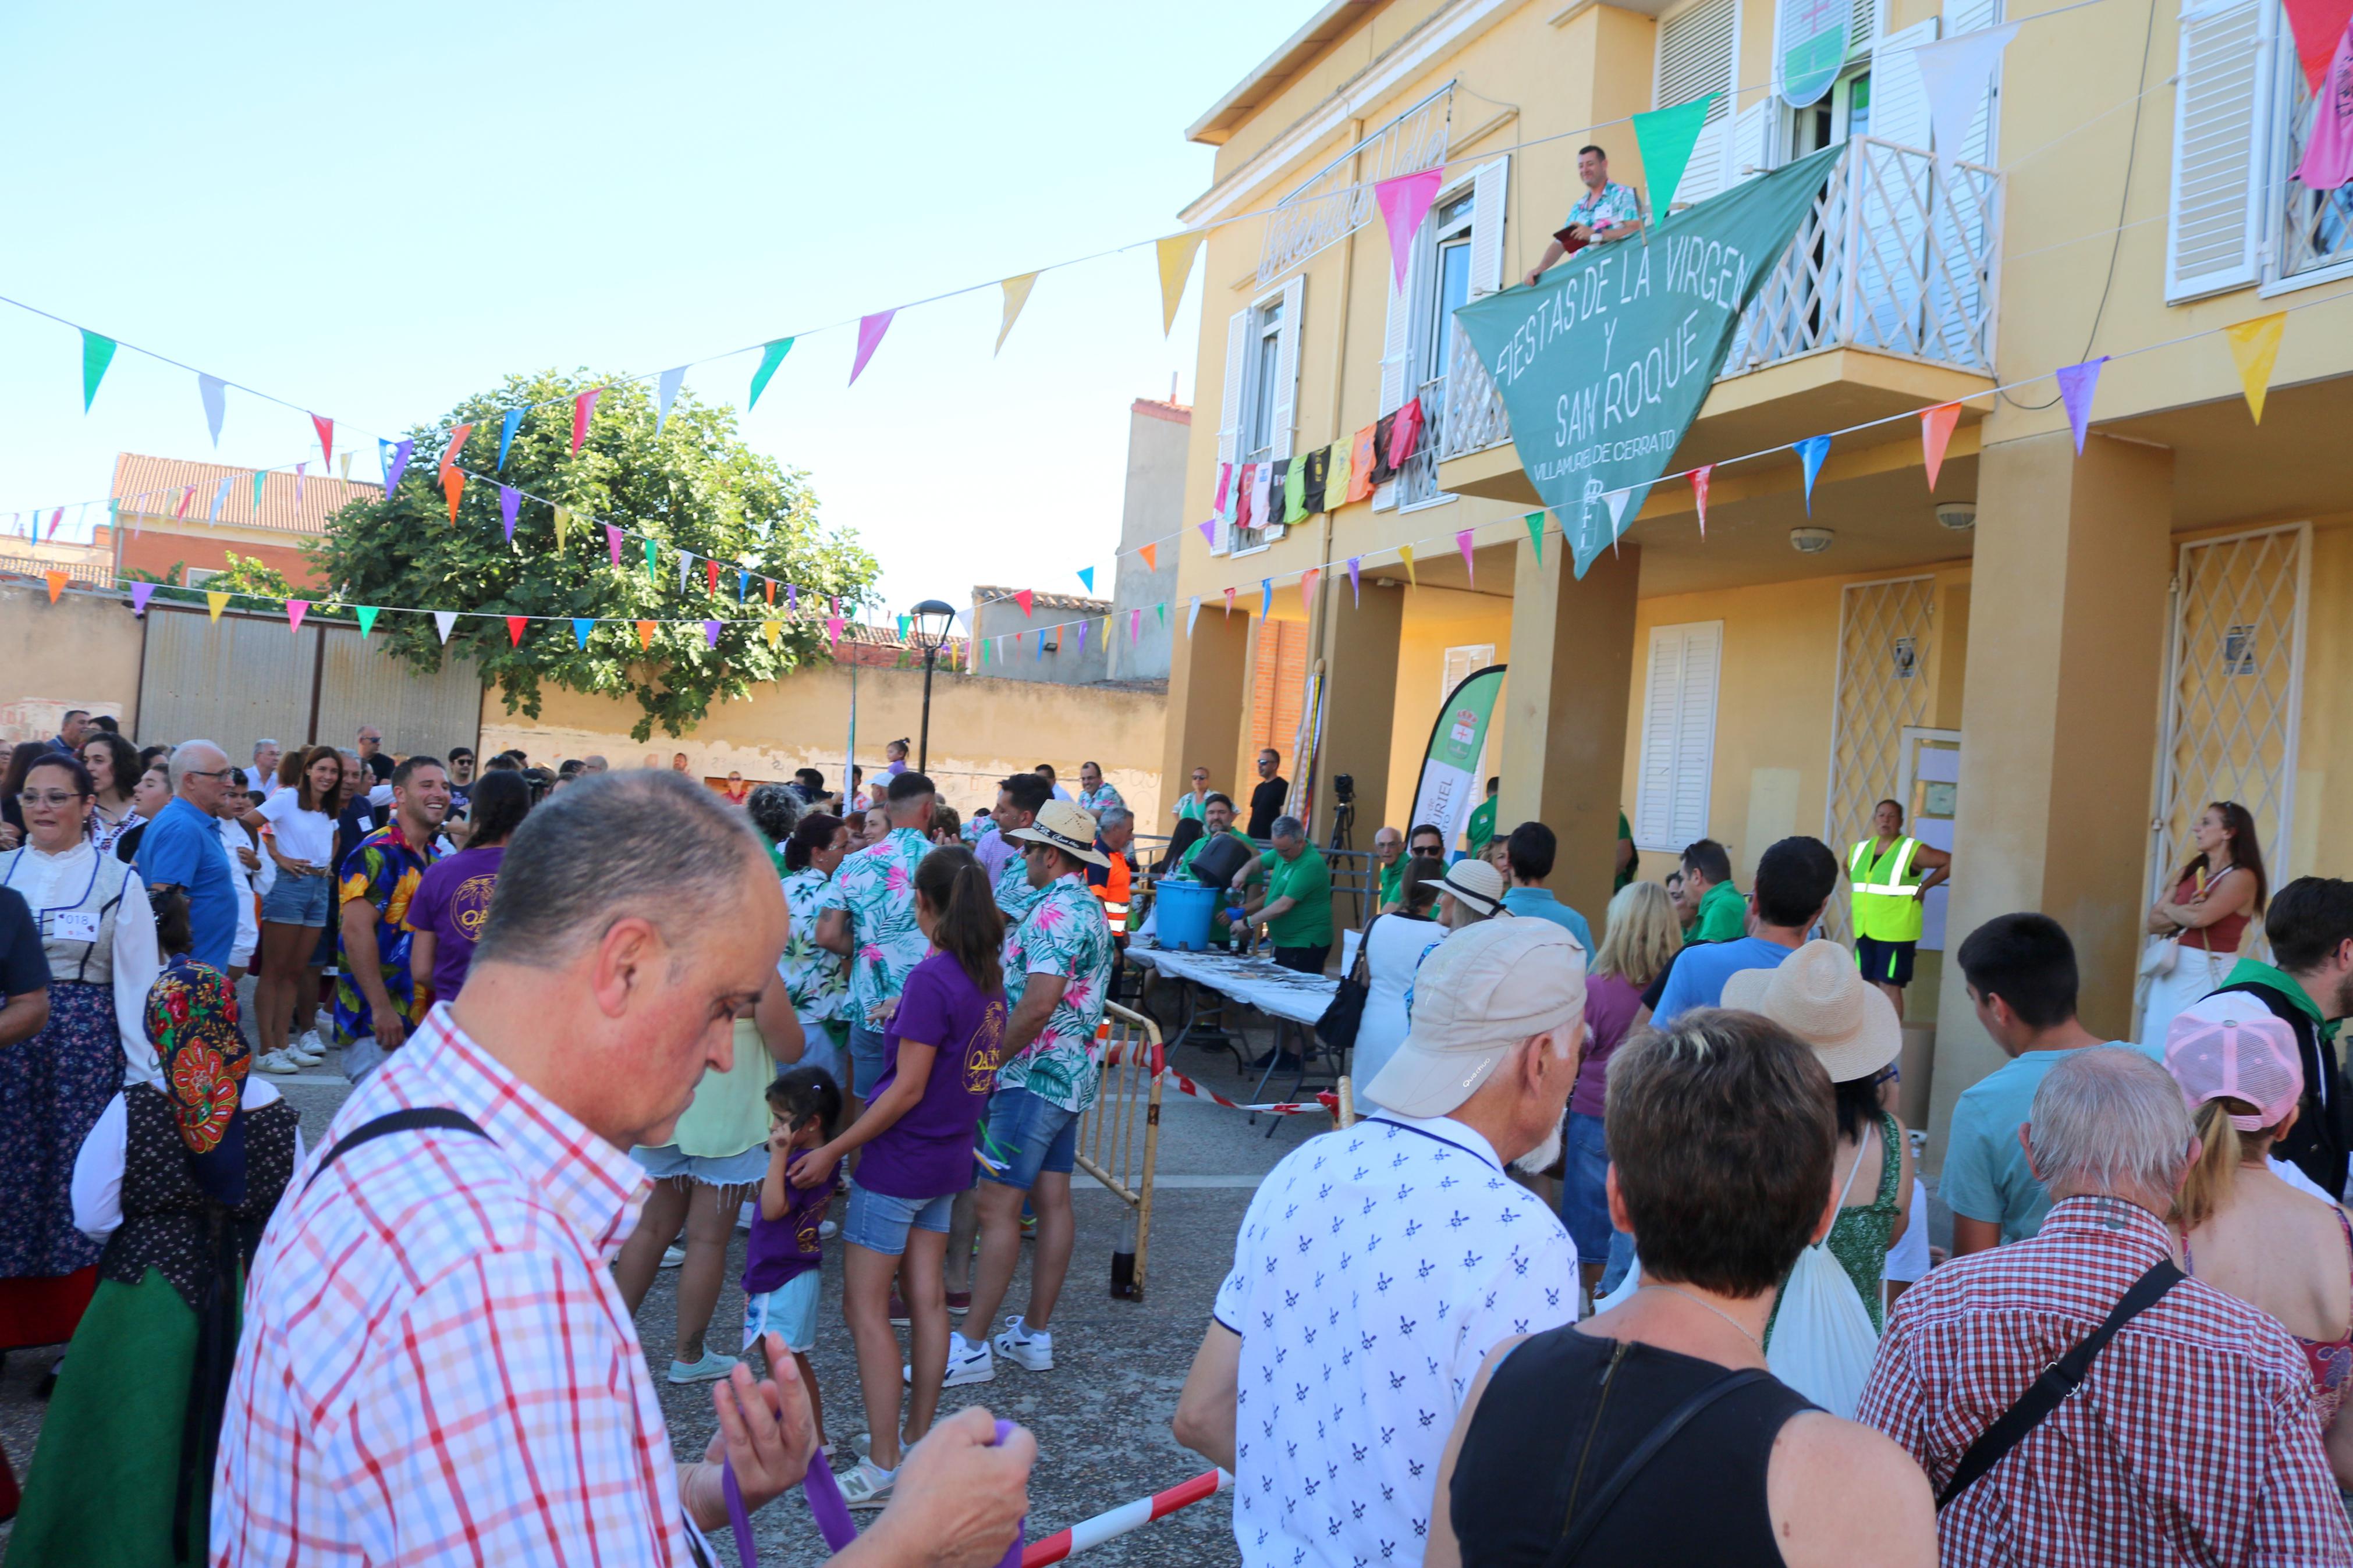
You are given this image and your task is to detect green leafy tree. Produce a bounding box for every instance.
[128,552,352,619]
[314,371,876,741]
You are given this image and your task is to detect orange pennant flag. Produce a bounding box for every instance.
[506,616,527,647]
[42,570,68,603]
[1399,544,1417,589]
[1921,403,1961,493]
[635,620,655,650]
[1300,566,1321,611]
[764,579,776,606]
[443,468,466,525]
[1140,542,1158,571]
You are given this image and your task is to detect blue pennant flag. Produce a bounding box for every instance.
[1076,566,1095,593]
[1794,435,1832,514]
[572,618,594,649]
[498,408,524,469]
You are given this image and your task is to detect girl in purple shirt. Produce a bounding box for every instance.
[744,1065,843,1453]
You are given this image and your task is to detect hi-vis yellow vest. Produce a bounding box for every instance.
[1849,836,1926,943]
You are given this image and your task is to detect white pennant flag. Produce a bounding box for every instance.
[1605,489,1632,534]
[679,550,693,591]
[655,367,687,433]
[433,610,458,644]
[1914,24,2018,180]
[1186,595,1201,637]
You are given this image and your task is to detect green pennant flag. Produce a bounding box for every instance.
[748,339,793,410]
[1631,92,1719,216]
[1524,511,1546,564]
[253,470,267,514]
[1156,603,1167,627]
[896,614,910,642]
[355,606,380,638]
[80,330,116,413]
[644,538,660,584]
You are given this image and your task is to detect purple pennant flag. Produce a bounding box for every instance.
[1347,556,1361,607]
[1197,520,1216,546]
[295,462,307,505]
[499,485,520,543]
[1076,618,1090,653]
[130,581,156,617]
[787,583,798,611]
[384,438,414,496]
[2055,357,2108,454]
[704,620,722,648]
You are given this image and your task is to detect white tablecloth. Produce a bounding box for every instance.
[1128,945,1337,1026]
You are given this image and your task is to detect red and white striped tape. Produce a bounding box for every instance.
[1158,1066,1338,1118]
[1020,1468,1231,1567]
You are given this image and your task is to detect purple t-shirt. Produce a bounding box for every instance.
[402,845,505,1000]
[1572,971,1645,1119]
[744,1160,838,1294]
[853,950,1006,1201]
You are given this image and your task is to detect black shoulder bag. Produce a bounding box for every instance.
[1315,916,1379,1052]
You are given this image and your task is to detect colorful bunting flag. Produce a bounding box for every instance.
[1140,542,1158,571]
[749,339,793,408]
[355,605,380,638]
[1076,618,1091,653]
[80,330,116,412]
[2224,314,2287,423]
[443,468,465,525]
[441,422,474,480]
[787,584,798,611]
[383,438,414,496]
[707,559,721,595]
[46,507,61,540]
[572,617,594,649]
[1014,589,1035,616]
[678,550,693,592]
[1631,93,1720,214]
[1400,545,1417,588]
[1213,463,1233,516]
[645,539,661,583]
[636,620,655,650]
[499,485,519,543]
[1347,556,1361,606]
[1077,567,1095,593]
[605,522,622,566]
[1605,489,1634,541]
[1456,529,1477,583]
[1794,435,1832,512]
[497,408,524,469]
[1197,520,1216,546]
[1915,26,2021,182]
[311,414,333,470]
[2054,357,2107,454]
[572,387,602,454]
[206,591,230,623]
[850,311,896,385]
[1523,512,1545,565]
[1259,578,1272,618]
[198,374,226,446]
[130,582,157,617]
[1300,567,1321,612]
[1223,586,1236,617]
[252,470,267,514]
[1375,169,1446,290]
[1187,596,1201,635]
[1130,607,1142,643]
[339,453,352,481]
[737,569,749,601]
[176,485,194,520]
[434,610,457,644]
[42,570,67,603]
[295,462,307,505]
[2287,0,2353,90]
[997,273,1038,355]
[506,616,527,648]
[703,620,722,648]
[209,478,232,522]
[1921,406,1960,492]
[761,619,782,647]
[825,615,845,645]
[1692,465,1713,535]
[1155,232,1203,335]
[286,600,310,634]
[656,367,687,433]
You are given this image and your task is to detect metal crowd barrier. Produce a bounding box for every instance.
[1077,1000,1165,1301]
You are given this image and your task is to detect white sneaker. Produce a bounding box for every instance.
[255,1050,301,1076]
[295,1029,327,1056]
[288,1043,325,1065]
[993,1316,1053,1372]
[903,1332,993,1388]
[818,1219,839,1240]
[659,1244,686,1270]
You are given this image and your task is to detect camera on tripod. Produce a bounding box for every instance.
[1333,773,1355,803]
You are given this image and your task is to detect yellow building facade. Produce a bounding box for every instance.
[1159,0,2353,1157]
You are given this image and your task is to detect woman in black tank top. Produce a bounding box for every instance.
[1449,1325,1816,1565]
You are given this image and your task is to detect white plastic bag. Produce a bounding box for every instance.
[1765,1150,1880,1417]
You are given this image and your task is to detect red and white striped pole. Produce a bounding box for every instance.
[1019,1469,1231,1567]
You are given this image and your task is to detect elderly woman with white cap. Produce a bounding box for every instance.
[2161,993,2353,1502]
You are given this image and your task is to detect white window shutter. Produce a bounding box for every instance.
[2167,0,2274,303]
[1268,275,1304,462]
[1871,18,1941,154]
[1727,99,1772,186]
[1213,308,1247,555]
[1466,156,1511,296]
[1942,0,2003,163]
[1634,621,1722,851]
[1657,0,1737,207]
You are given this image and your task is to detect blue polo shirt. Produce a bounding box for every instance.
[1499,887,1593,957]
[1652,936,1799,1027]
[134,795,236,972]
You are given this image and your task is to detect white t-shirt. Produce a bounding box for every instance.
[257,790,336,869]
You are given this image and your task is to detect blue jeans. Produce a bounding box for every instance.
[1563,1111,1638,1295]
[847,1022,890,1100]
[980,1087,1078,1192]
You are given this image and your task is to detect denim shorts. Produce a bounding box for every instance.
[633,1140,772,1190]
[260,870,332,929]
[1561,1111,1614,1263]
[847,1022,890,1100]
[743,1268,823,1354]
[842,1180,954,1257]
[980,1087,1078,1192]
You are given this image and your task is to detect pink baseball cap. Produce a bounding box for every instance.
[2164,994,2304,1132]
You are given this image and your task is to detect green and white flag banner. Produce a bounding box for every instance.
[1409,664,1507,849]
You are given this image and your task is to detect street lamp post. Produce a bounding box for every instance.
[908,599,957,775]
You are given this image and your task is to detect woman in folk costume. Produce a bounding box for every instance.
[7,908,303,1567]
[0,752,159,1355]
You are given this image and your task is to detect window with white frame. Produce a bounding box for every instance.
[1211,275,1304,556]
[1441,642,1496,699]
[1380,157,1509,509]
[2274,38,2353,281]
[1634,621,1722,852]
[2165,0,2275,301]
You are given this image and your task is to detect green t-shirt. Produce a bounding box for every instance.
[1379,859,1404,911]
[1613,810,1634,893]
[1941,1042,2164,1241]
[1692,877,1748,943]
[1466,797,1497,855]
[1257,846,1333,951]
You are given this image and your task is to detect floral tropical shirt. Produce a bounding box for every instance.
[332,822,436,1047]
[1562,180,1641,237]
[1076,784,1124,819]
[993,853,1047,1012]
[777,866,847,1025]
[960,815,993,846]
[821,827,933,1027]
[999,872,1115,1114]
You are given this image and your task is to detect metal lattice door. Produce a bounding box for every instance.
[1823,577,1937,942]
[2149,525,2310,930]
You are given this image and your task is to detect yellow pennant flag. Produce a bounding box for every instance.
[206,591,230,623]
[997,273,1039,355]
[761,618,782,647]
[1155,232,1204,336]
[339,453,352,481]
[1399,544,1417,589]
[2224,312,2287,424]
[553,505,572,550]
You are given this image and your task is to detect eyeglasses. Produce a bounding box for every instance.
[179,769,235,782]
[16,791,88,808]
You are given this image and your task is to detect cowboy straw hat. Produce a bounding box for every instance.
[1721,939,1902,1083]
[1007,799,1112,868]
[1437,858,1507,916]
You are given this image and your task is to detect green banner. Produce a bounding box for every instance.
[1408,664,1507,847]
[1451,143,1841,578]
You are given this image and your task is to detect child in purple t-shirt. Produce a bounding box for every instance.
[744,1065,843,1451]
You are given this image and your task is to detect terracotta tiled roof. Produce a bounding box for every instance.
[111,452,382,538]
[1130,397,1194,425]
[973,584,1113,614]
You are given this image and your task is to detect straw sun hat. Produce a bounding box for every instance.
[1721,939,1902,1083]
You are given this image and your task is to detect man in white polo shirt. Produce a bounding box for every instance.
[1172,918,1585,1566]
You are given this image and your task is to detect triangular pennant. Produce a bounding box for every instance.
[2223,314,2287,423]
[310,413,333,468]
[252,470,267,514]
[572,617,594,649]
[506,616,527,648]
[1794,434,1833,511]
[572,387,602,454]
[1347,556,1362,606]
[1300,566,1321,612]
[678,549,693,592]
[645,539,661,583]
[761,618,782,647]
[705,620,723,648]
[1375,169,1447,290]
[1631,93,1720,213]
[355,605,380,638]
[896,614,911,643]
[1914,25,2021,181]
[383,438,414,496]
[850,310,896,385]
[749,338,793,408]
[206,591,230,623]
[825,614,845,645]
[655,366,687,433]
[198,373,226,446]
[1077,618,1091,653]
[1156,602,1167,629]
[210,477,232,522]
[176,485,194,520]
[766,579,778,606]
[737,568,749,602]
[786,584,798,611]
[443,468,466,525]
[1187,596,1201,635]
[1014,588,1035,616]
[1456,529,1477,583]
[1155,232,1204,335]
[286,600,310,634]
[1197,520,1216,546]
[2287,0,2353,91]
[339,453,352,481]
[1140,542,1158,571]
[295,462,307,505]
[1077,566,1095,593]
[434,610,458,644]
[42,570,68,604]
[1692,465,1714,535]
[1223,586,1236,617]
[47,507,62,540]
[604,522,622,566]
[1399,544,1417,588]
[636,620,655,650]
[1523,511,1545,565]
[1919,406,1961,493]
[499,485,520,542]
[1259,578,1273,619]
[440,422,474,480]
[130,581,157,617]
[1130,608,1142,644]
[997,273,1039,355]
[1605,489,1632,537]
[498,407,524,469]
[2054,358,2107,454]
[1213,463,1234,515]
[80,330,116,412]
[707,558,721,595]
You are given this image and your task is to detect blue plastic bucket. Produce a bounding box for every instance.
[1155,879,1219,952]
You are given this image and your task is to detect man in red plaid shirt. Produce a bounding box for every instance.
[215,770,1034,1566]
[1859,1046,2352,1565]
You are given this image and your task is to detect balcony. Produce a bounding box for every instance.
[1436,136,2003,504]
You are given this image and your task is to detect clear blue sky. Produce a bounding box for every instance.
[0,2,1306,611]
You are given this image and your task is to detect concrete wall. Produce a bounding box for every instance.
[0,578,144,743]
[968,592,1115,685]
[1109,400,1187,682]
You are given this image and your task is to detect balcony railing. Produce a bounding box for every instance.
[1436,135,2004,463]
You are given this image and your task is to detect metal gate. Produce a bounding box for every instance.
[2147,524,2311,935]
[1822,576,1937,941]
[137,603,483,769]
[1076,1001,1165,1300]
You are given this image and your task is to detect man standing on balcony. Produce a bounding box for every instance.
[1523,145,1644,287]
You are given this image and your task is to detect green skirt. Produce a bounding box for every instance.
[6,1268,218,1568]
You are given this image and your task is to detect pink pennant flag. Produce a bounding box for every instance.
[1223,586,1236,617]
[1014,588,1035,616]
[2054,358,2107,454]
[295,461,307,505]
[1129,607,1142,644]
[605,524,623,565]
[1375,169,1447,291]
[825,614,845,646]
[1921,403,1961,490]
[286,600,310,634]
[850,310,896,385]
[176,485,194,520]
[1691,465,1713,536]
[1346,556,1361,606]
[1213,463,1233,515]
[310,413,333,470]
[130,582,157,617]
[1456,528,1477,584]
[572,387,602,454]
[1300,566,1321,611]
[46,507,62,540]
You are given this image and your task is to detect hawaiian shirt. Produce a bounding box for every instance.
[999,872,1114,1114]
[777,866,847,1025]
[1562,179,1641,237]
[994,852,1048,1012]
[960,815,993,846]
[1076,784,1124,819]
[332,821,436,1047]
[821,827,933,1027]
